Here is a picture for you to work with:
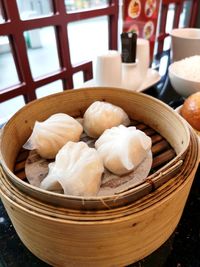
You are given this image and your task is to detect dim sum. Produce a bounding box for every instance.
[83,101,130,138]
[95,125,152,175]
[40,141,104,197]
[23,113,83,159]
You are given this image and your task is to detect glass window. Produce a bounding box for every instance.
[165,4,175,33]
[36,80,63,98]
[68,16,109,65]
[179,1,192,28]
[0,36,20,90]
[16,0,54,20]
[0,95,25,125]
[65,0,109,13]
[0,0,5,23]
[24,26,60,79]
[73,71,84,88]
[163,36,171,51]
[159,55,168,77]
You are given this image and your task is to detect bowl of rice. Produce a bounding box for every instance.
[169,55,200,98]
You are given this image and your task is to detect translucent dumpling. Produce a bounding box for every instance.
[83,101,130,138]
[23,113,83,159]
[40,141,104,197]
[95,125,152,175]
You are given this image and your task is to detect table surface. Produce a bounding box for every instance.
[1,78,200,267]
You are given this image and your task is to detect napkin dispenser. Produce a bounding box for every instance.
[92,33,148,90]
[121,32,143,90]
[93,50,121,87]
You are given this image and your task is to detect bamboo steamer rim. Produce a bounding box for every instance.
[0,87,191,208]
[0,162,190,221]
[0,182,190,225]
[0,131,198,225]
[0,127,198,222]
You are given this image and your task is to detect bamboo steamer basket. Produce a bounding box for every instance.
[0,88,199,266]
[0,88,191,210]
[0,127,199,267]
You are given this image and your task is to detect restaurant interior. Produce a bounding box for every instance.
[1,0,200,266]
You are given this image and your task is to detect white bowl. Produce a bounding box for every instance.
[170,28,200,62]
[168,61,200,98]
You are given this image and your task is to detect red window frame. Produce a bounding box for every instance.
[0,0,119,103]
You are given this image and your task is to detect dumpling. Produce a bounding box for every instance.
[83,101,130,138]
[95,125,152,175]
[23,113,83,159]
[40,141,104,197]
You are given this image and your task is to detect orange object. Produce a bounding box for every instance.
[181,92,200,131]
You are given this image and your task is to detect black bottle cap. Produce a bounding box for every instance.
[121,32,137,63]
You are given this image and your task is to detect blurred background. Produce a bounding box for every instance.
[0,0,199,125]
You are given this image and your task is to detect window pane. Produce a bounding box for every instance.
[159,55,168,77]
[165,4,175,33]
[0,36,20,90]
[68,16,108,65]
[25,26,60,79]
[17,0,53,20]
[179,1,192,28]
[73,71,84,88]
[163,36,171,51]
[0,95,25,125]
[36,80,63,98]
[65,0,109,13]
[0,0,5,23]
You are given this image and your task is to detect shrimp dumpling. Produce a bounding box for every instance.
[40,141,104,197]
[23,113,83,159]
[83,101,130,138]
[95,125,152,175]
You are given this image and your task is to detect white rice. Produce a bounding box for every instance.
[171,55,200,82]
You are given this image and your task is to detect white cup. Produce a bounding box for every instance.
[136,38,150,78]
[94,50,121,87]
[121,60,143,90]
[170,28,200,62]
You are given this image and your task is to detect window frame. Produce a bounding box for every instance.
[0,0,119,103]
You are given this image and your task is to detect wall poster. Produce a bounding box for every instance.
[123,0,161,59]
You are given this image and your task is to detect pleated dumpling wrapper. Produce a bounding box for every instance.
[95,125,152,175]
[40,141,104,197]
[83,101,130,138]
[23,113,83,159]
